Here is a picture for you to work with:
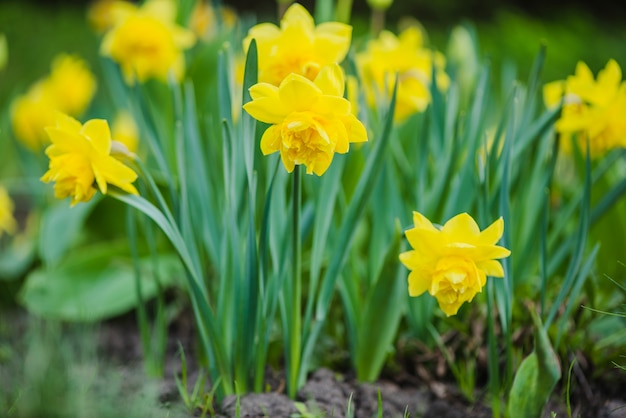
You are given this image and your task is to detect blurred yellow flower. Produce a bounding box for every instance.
[11,86,57,150]
[243,64,367,176]
[87,0,136,33]
[190,1,237,40]
[243,3,352,86]
[112,110,139,154]
[11,54,96,150]
[101,0,196,83]
[544,59,626,157]
[41,113,138,206]
[0,187,17,237]
[399,212,511,316]
[357,26,449,122]
[43,54,97,116]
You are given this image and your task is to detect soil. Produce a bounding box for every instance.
[4,307,626,418]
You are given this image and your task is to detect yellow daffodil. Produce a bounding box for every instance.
[399,212,511,316]
[243,64,367,176]
[0,187,17,237]
[42,54,97,116]
[11,54,96,150]
[87,0,136,33]
[11,86,58,150]
[190,1,237,40]
[544,59,626,157]
[101,0,196,84]
[357,26,449,123]
[112,110,139,153]
[41,113,138,206]
[243,3,352,86]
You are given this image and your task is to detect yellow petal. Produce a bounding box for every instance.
[279,148,295,172]
[312,95,350,116]
[243,96,288,125]
[543,81,564,108]
[260,125,281,155]
[314,64,345,97]
[281,3,314,30]
[344,114,368,144]
[477,259,505,277]
[82,119,112,155]
[442,212,480,242]
[278,73,322,111]
[55,112,82,134]
[407,270,430,297]
[412,211,438,231]
[478,216,504,246]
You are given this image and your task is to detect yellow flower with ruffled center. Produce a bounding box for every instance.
[243,3,352,86]
[101,0,195,84]
[41,113,138,206]
[243,64,367,176]
[0,187,17,237]
[544,59,626,157]
[357,26,449,123]
[399,212,511,316]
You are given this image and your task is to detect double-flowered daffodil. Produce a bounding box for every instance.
[243,64,367,176]
[100,0,195,83]
[243,3,352,86]
[399,212,511,316]
[544,59,626,157]
[357,26,449,123]
[41,113,138,206]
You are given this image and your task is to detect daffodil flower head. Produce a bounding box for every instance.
[100,0,196,84]
[543,59,626,157]
[399,212,511,316]
[11,53,96,151]
[243,3,352,86]
[11,85,57,151]
[356,26,450,123]
[41,113,139,206]
[0,186,17,237]
[42,54,97,116]
[243,64,367,176]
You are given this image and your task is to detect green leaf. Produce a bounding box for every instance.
[0,233,36,281]
[38,198,99,267]
[355,226,405,382]
[19,243,182,322]
[507,310,561,418]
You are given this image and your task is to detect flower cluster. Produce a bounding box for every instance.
[544,59,626,157]
[399,212,511,316]
[41,113,138,206]
[243,4,366,175]
[357,26,450,123]
[100,0,196,84]
[11,54,96,150]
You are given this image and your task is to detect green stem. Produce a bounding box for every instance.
[335,0,353,23]
[288,165,302,398]
[370,8,385,36]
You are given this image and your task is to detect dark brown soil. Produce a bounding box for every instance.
[96,309,626,418]
[3,307,626,418]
